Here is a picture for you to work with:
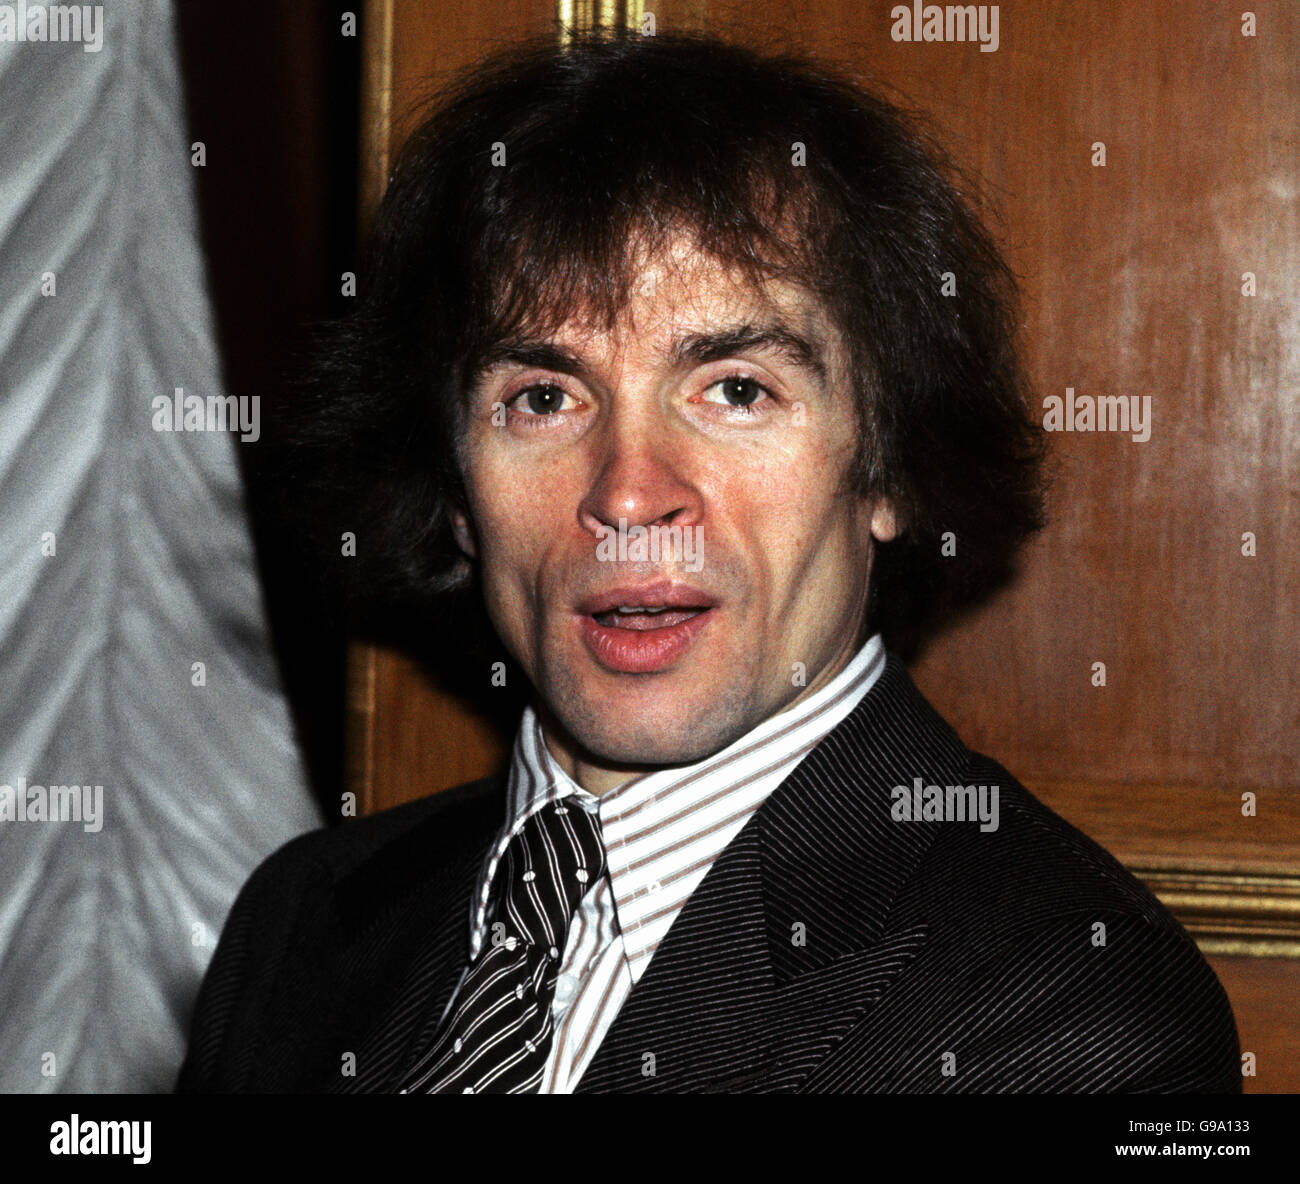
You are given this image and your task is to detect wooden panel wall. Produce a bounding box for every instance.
[351,0,1298,1091]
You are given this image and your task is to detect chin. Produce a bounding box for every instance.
[554,681,758,769]
[573,726,729,769]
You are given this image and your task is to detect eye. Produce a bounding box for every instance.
[507,383,577,416]
[699,375,771,413]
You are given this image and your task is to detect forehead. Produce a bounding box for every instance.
[623,236,825,339]
[490,231,840,372]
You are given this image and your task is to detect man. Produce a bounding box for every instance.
[177,32,1239,1093]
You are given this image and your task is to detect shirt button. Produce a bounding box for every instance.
[549,946,559,959]
[463,1087,474,1094]
[525,1040,537,1054]
[554,975,577,1003]
[523,870,536,882]
[454,1038,462,1053]
[515,984,525,1000]
[575,868,588,883]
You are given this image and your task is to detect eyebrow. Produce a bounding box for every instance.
[469,319,828,388]
[674,323,828,385]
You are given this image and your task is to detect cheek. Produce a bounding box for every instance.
[463,447,587,647]
[462,457,541,609]
[715,437,852,562]
[465,443,541,548]
[708,443,866,644]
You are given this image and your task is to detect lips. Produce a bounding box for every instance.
[575,582,716,674]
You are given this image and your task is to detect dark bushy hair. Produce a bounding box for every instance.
[285,31,1046,661]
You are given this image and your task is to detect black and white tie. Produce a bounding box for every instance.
[400,797,606,1094]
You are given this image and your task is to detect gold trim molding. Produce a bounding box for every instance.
[1134,864,1300,958]
[359,0,395,230]
[558,0,646,38]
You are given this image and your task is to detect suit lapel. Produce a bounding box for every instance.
[576,655,969,1092]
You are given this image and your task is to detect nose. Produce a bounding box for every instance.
[577,414,704,538]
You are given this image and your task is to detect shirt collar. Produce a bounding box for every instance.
[469,633,886,955]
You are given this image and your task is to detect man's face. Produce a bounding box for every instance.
[453,237,896,777]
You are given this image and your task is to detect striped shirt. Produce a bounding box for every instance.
[449,633,887,1092]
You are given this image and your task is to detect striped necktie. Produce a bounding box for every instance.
[400,797,606,1093]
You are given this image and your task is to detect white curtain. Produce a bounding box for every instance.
[0,0,321,1091]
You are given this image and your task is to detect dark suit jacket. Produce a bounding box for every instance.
[176,655,1240,1093]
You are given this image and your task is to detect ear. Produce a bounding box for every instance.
[450,505,478,559]
[869,499,898,543]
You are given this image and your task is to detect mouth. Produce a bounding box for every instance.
[575,582,716,674]
[591,605,707,630]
